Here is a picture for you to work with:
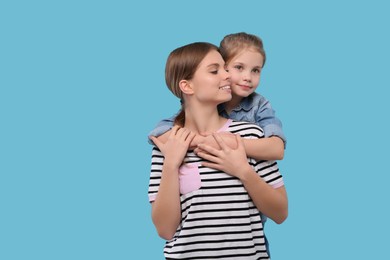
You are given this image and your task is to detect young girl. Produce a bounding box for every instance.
[149,32,286,161]
[148,42,288,259]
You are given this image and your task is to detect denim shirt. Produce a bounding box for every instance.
[219,93,286,145]
[148,93,286,146]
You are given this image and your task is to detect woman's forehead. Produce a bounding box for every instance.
[199,50,225,67]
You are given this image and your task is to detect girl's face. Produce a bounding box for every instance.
[225,49,264,98]
[189,50,231,104]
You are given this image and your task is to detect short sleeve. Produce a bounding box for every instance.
[147,113,177,145]
[148,147,164,202]
[239,121,284,189]
[254,95,287,146]
[250,159,284,189]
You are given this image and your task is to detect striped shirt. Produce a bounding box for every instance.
[148,120,284,260]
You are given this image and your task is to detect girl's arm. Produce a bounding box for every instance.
[152,130,207,152]
[246,94,286,160]
[242,136,284,160]
[196,134,288,223]
[147,113,176,145]
[193,94,286,160]
[195,133,284,161]
[149,127,196,240]
[153,128,234,152]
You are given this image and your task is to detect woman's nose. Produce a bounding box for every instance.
[222,69,230,80]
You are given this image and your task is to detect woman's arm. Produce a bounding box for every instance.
[150,127,196,240]
[238,166,288,224]
[196,133,288,223]
[151,162,181,240]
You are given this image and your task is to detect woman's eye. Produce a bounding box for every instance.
[210,70,218,74]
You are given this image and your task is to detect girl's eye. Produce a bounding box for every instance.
[210,70,218,74]
[253,69,260,74]
[234,65,243,70]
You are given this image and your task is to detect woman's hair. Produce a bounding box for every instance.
[219,32,266,67]
[165,42,219,126]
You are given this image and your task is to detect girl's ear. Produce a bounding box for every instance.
[179,80,194,95]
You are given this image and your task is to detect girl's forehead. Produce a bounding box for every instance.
[228,49,264,64]
[235,48,261,57]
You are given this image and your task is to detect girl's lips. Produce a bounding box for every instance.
[238,84,252,90]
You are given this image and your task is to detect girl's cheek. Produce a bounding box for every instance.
[230,74,240,84]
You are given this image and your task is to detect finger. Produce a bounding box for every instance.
[212,133,229,151]
[150,136,163,150]
[194,147,208,155]
[185,131,196,143]
[199,131,212,137]
[194,147,201,154]
[197,151,221,164]
[182,131,195,146]
[200,161,222,171]
[197,143,221,157]
[179,128,190,139]
[236,134,244,148]
[170,125,180,136]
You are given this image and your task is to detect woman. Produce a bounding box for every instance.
[148,42,288,259]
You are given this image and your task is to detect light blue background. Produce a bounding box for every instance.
[1,1,389,259]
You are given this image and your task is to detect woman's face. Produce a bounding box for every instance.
[189,50,231,104]
[225,49,264,98]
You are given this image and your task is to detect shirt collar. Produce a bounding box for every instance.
[239,94,255,111]
[218,93,255,113]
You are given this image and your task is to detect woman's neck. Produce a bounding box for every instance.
[184,104,227,134]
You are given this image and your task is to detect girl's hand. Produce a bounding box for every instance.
[194,132,237,154]
[151,126,196,169]
[196,133,252,179]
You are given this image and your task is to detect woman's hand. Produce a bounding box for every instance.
[196,133,288,223]
[193,132,238,155]
[151,125,196,169]
[196,133,252,179]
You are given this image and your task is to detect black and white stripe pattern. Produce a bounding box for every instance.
[148,121,284,259]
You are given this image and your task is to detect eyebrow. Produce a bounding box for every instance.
[232,62,262,69]
[207,63,221,68]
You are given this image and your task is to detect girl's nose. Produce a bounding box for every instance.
[243,71,251,82]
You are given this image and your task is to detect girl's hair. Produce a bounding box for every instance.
[219,32,266,67]
[165,42,219,126]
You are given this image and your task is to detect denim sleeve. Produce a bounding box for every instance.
[255,96,287,146]
[147,115,176,145]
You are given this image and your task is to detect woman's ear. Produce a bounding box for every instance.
[179,80,194,95]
